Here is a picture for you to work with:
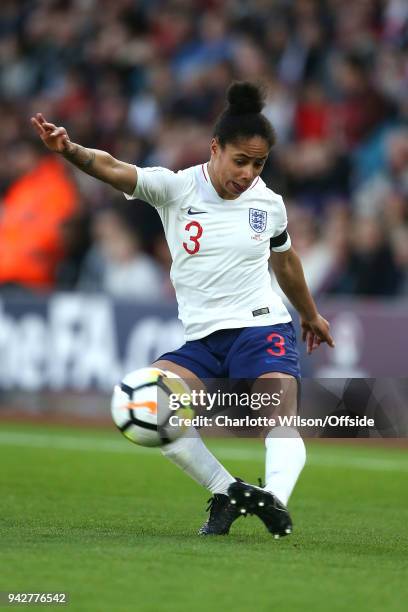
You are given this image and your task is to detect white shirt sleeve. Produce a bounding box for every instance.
[124,166,183,208]
[270,195,291,252]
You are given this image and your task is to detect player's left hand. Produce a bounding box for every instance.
[301,314,335,355]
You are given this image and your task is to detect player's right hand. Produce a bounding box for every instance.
[30,113,73,154]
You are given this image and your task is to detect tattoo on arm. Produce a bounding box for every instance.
[82,150,96,169]
[61,144,124,188]
[63,145,96,172]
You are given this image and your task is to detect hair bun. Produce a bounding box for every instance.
[227,81,264,115]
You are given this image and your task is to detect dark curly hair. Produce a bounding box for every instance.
[213,81,276,148]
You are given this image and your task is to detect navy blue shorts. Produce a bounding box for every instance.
[157,323,301,380]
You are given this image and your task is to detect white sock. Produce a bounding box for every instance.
[161,427,235,495]
[264,427,306,506]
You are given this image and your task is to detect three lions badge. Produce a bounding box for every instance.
[249,208,267,233]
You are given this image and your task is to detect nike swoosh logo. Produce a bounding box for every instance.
[187,207,207,215]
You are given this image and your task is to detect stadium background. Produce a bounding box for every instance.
[0,2,407,611]
[0,0,407,405]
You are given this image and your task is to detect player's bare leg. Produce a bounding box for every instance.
[154,360,239,535]
[228,373,305,537]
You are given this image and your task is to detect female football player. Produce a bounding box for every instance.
[31,82,334,538]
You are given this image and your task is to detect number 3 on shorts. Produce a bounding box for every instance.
[183,221,203,255]
[266,332,286,356]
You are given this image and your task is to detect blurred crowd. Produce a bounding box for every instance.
[0,0,407,301]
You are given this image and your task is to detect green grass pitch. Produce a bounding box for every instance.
[1,423,407,612]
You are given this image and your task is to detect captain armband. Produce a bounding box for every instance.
[270,230,289,249]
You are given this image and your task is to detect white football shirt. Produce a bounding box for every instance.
[125,163,292,340]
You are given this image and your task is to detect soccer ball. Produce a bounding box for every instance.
[111,367,193,447]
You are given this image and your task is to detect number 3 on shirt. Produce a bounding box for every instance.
[183,221,203,255]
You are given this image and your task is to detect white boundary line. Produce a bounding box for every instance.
[0,431,407,472]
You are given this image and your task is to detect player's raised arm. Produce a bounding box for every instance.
[270,246,335,354]
[30,113,137,195]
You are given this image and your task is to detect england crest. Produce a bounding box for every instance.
[249,208,267,233]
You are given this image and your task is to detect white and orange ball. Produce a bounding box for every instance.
[111,367,193,447]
